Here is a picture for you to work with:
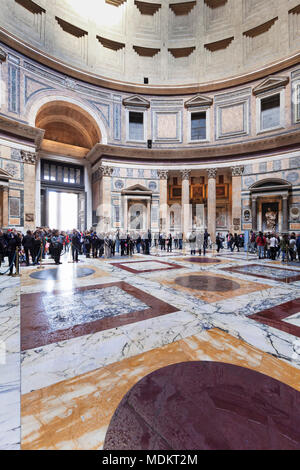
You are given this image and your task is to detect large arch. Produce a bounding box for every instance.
[26,93,108,146]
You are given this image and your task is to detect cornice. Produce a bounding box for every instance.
[0,27,299,96]
[0,115,44,149]
[87,129,300,166]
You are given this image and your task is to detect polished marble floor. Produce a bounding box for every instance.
[1,248,300,450]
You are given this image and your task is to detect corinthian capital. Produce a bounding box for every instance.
[21,151,37,165]
[231,166,244,177]
[206,168,217,179]
[100,166,114,177]
[180,169,191,181]
[157,170,169,180]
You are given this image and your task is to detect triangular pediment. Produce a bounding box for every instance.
[125,184,150,192]
[184,94,213,108]
[122,95,150,108]
[0,168,13,180]
[253,76,289,95]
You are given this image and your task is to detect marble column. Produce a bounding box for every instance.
[231,166,244,233]
[180,169,191,239]
[21,151,37,231]
[157,170,169,233]
[251,196,257,231]
[99,166,114,232]
[147,199,151,231]
[282,195,288,233]
[2,186,9,228]
[206,168,217,242]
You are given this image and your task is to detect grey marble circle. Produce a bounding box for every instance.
[30,267,95,281]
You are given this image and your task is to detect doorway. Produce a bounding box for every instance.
[48,191,78,231]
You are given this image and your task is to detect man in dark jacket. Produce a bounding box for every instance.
[71,229,81,262]
[7,230,21,275]
[22,230,35,266]
[0,230,7,268]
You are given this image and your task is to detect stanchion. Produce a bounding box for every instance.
[37,240,44,270]
[13,247,21,277]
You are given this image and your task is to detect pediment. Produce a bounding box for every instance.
[124,184,150,192]
[122,95,150,108]
[0,168,13,180]
[253,76,289,95]
[184,94,213,109]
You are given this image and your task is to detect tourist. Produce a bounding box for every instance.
[189,231,196,255]
[269,233,278,261]
[71,229,81,262]
[167,233,173,252]
[22,230,35,266]
[280,234,290,263]
[256,232,266,259]
[296,233,300,262]
[289,233,297,261]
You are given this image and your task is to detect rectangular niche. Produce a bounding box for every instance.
[55,17,88,65]
[13,0,46,44]
[152,110,182,143]
[243,17,279,65]
[215,90,250,140]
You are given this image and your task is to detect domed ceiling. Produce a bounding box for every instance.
[0,0,299,90]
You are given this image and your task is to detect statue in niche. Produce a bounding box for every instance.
[264,207,277,231]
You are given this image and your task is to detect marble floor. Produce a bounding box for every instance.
[1,248,300,450]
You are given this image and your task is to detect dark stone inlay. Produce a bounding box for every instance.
[184,257,221,264]
[112,260,184,274]
[249,298,300,338]
[29,267,95,280]
[21,281,178,351]
[174,275,240,292]
[104,361,300,450]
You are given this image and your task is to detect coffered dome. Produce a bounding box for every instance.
[0,0,299,92]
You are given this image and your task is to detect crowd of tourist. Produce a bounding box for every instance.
[0,226,300,275]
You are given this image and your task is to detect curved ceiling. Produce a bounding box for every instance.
[0,0,299,93]
[36,101,101,149]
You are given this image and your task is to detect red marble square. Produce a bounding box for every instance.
[249,298,300,338]
[111,260,184,274]
[21,282,178,351]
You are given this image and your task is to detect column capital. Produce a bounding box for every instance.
[206,168,217,179]
[180,169,191,181]
[21,151,37,165]
[2,186,9,193]
[100,165,114,177]
[157,170,169,180]
[231,166,244,177]
[0,47,7,63]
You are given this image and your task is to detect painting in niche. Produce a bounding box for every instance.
[169,186,182,199]
[191,184,204,200]
[205,184,229,199]
[216,206,227,228]
[9,197,20,217]
[262,203,279,232]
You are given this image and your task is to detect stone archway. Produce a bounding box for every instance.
[249,178,292,232]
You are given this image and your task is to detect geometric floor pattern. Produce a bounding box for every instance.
[1,249,300,450]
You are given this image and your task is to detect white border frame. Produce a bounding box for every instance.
[256,88,285,135]
[126,107,147,144]
[188,107,210,143]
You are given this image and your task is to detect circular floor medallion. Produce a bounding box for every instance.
[174,274,240,291]
[104,361,300,450]
[185,257,221,264]
[30,267,95,281]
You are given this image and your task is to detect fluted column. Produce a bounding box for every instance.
[282,195,288,233]
[231,166,244,233]
[21,151,37,230]
[2,187,9,228]
[251,196,257,231]
[99,165,114,232]
[157,170,169,233]
[180,169,191,239]
[206,168,217,242]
